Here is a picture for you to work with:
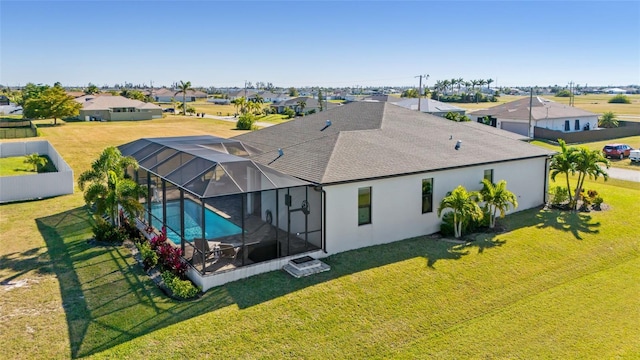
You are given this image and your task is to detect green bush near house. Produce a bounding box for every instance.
[161,271,199,300]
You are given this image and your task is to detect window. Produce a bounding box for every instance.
[358,187,371,225]
[564,120,570,131]
[422,178,433,214]
[484,169,493,183]
[575,119,580,130]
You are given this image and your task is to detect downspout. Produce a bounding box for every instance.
[543,156,550,205]
[320,187,327,254]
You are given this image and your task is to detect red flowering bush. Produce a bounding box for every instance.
[148,227,188,279]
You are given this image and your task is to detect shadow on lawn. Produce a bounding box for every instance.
[33,206,508,357]
[35,206,235,359]
[226,234,506,309]
[534,209,600,240]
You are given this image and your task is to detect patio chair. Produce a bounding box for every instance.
[218,243,240,262]
[192,238,219,264]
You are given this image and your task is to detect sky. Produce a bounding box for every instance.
[1,1,638,89]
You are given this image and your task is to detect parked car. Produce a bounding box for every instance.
[602,144,632,159]
[163,108,175,113]
[630,149,640,162]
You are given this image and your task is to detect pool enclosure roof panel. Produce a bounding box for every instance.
[119,136,310,198]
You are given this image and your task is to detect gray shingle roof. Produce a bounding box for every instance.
[390,98,466,113]
[233,102,553,184]
[470,96,598,120]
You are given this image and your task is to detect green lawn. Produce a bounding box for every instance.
[1,118,639,358]
[255,114,290,124]
[531,135,640,171]
[0,155,57,176]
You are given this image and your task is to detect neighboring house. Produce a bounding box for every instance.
[153,88,207,102]
[120,102,552,291]
[77,95,162,121]
[390,98,466,117]
[228,89,257,100]
[270,97,339,114]
[469,96,600,137]
[247,91,286,103]
[65,91,86,98]
[0,95,11,105]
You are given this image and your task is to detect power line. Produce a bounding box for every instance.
[415,74,429,111]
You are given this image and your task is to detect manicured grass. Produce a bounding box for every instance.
[1,117,639,358]
[531,135,640,170]
[255,114,290,124]
[0,155,57,176]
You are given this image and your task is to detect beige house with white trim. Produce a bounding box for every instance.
[77,95,163,121]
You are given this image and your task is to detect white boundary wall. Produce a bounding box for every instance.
[190,249,325,292]
[0,141,74,203]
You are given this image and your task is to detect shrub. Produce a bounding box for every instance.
[608,94,630,104]
[306,109,317,115]
[92,219,127,243]
[282,107,295,119]
[555,89,572,97]
[592,196,604,209]
[550,186,569,206]
[138,241,158,269]
[236,113,255,130]
[161,271,199,299]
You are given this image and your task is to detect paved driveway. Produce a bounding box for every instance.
[606,167,640,183]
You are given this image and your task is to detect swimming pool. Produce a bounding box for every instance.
[150,199,242,244]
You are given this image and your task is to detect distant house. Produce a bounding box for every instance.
[153,88,207,103]
[228,89,257,101]
[270,97,340,114]
[247,91,289,103]
[390,98,466,117]
[0,96,9,106]
[76,95,162,121]
[470,97,600,137]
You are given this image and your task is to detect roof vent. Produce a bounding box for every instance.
[321,120,332,131]
[268,148,284,165]
[455,140,462,150]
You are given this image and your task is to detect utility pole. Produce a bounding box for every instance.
[568,81,575,107]
[415,74,429,111]
[244,80,247,98]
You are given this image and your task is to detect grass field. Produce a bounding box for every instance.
[0,155,57,176]
[452,94,640,121]
[1,117,639,358]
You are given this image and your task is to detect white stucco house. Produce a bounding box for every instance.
[121,102,553,291]
[469,96,600,137]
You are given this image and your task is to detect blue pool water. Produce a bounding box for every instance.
[150,199,242,244]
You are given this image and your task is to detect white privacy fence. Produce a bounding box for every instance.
[0,141,74,203]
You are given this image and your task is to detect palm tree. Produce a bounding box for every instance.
[457,78,464,93]
[470,80,479,90]
[437,185,483,238]
[253,94,264,104]
[23,153,46,172]
[549,139,577,205]
[233,96,248,115]
[296,100,306,115]
[480,179,518,228]
[572,147,609,209]
[175,80,193,115]
[479,79,488,88]
[442,80,451,95]
[598,111,619,128]
[78,147,144,226]
[450,78,458,93]
[487,78,494,89]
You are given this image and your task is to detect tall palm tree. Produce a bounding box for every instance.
[23,153,46,172]
[464,81,472,91]
[470,80,479,90]
[442,80,451,95]
[572,147,609,209]
[253,94,264,104]
[78,147,144,226]
[175,80,193,115]
[479,79,488,88]
[437,185,483,238]
[598,111,619,128]
[549,139,577,205]
[487,78,494,89]
[233,96,248,115]
[450,78,458,93]
[480,179,518,228]
[457,78,464,93]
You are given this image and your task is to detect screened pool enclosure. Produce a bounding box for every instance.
[119,136,323,275]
